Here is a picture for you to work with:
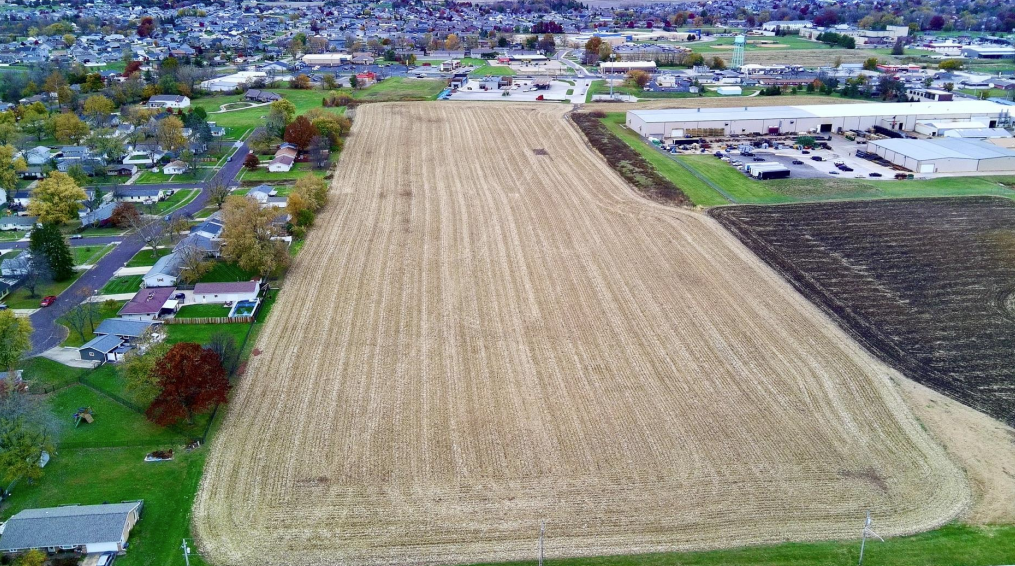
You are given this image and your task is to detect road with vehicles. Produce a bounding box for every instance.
[14,142,249,354]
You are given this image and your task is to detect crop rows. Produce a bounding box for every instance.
[711,198,1015,425]
[194,103,967,566]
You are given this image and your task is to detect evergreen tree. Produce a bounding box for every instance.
[29,224,74,282]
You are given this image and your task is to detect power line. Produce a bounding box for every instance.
[858,510,884,566]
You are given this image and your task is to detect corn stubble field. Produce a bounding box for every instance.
[194,103,968,566]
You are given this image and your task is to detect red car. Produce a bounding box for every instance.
[40,296,57,307]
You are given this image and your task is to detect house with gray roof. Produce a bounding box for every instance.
[142,253,183,288]
[94,319,156,340]
[0,501,142,554]
[79,333,130,364]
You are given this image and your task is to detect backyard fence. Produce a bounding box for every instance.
[165,315,254,325]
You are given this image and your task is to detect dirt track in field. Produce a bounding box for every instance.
[194,103,967,566]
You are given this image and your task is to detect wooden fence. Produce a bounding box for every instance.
[164,316,254,325]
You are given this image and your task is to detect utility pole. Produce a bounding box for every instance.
[609,53,617,99]
[538,520,546,566]
[181,538,191,566]
[858,510,883,566]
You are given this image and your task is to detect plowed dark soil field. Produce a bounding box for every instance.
[711,197,1015,425]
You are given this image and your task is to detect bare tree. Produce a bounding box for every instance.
[59,287,100,341]
[206,180,231,210]
[176,242,212,284]
[21,254,50,299]
[127,214,169,257]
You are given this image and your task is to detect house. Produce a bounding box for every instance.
[267,154,294,172]
[118,286,180,320]
[79,333,131,364]
[175,232,222,257]
[244,89,282,103]
[0,501,142,555]
[23,146,51,166]
[79,201,116,227]
[193,280,261,304]
[0,216,37,231]
[163,160,188,175]
[145,94,191,109]
[440,59,461,72]
[208,122,226,137]
[1,253,30,277]
[141,253,183,288]
[246,184,275,204]
[94,318,157,341]
[115,187,169,203]
[107,164,138,176]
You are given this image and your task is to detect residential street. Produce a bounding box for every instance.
[19,142,249,354]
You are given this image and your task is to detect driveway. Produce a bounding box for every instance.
[39,346,98,368]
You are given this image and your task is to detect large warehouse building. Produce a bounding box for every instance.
[626,101,1010,138]
[865,138,1015,173]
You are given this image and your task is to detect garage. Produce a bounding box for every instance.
[865,138,1015,173]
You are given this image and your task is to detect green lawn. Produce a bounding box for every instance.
[238,162,328,182]
[136,170,213,185]
[469,64,515,77]
[48,384,188,449]
[22,356,87,392]
[3,271,82,309]
[0,229,26,242]
[126,247,172,268]
[686,34,826,54]
[351,77,446,101]
[153,189,201,214]
[60,300,127,347]
[192,89,347,137]
[71,243,115,266]
[175,303,232,318]
[199,262,256,283]
[165,322,250,347]
[101,275,144,295]
[600,113,1015,206]
[472,524,1015,566]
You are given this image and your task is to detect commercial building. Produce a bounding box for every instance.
[865,138,1015,173]
[961,45,1015,59]
[626,101,1011,139]
[599,61,656,73]
[199,71,268,92]
[301,53,351,66]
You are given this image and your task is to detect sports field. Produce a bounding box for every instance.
[194,103,966,566]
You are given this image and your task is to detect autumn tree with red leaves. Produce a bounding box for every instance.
[110,202,140,228]
[137,16,156,38]
[145,343,230,425]
[243,152,260,170]
[123,61,143,77]
[283,115,319,152]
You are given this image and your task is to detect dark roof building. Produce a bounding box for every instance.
[0,501,142,554]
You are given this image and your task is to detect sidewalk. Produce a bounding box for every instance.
[91,293,137,302]
[114,266,151,276]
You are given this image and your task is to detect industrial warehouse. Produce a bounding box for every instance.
[626,101,1011,139]
[865,138,1015,173]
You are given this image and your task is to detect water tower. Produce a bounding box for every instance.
[731,35,746,69]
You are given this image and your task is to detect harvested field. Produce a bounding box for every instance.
[195,103,967,566]
[711,198,1015,425]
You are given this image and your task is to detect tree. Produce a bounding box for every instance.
[289,74,311,90]
[59,288,100,343]
[710,56,726,70]
[445,33,461,51]
[29,224,73,281]
[83,94,115,124]
[265,99,296,136]
[28,172,87,225]
[221,196,291,278]
[146,343,229,425]
[52,112,89,144]
[796,135,816,147]
[84,129,126,163]
[126,214,168,257]
[891,39,905,56]
[283,116,318,151]
[176,242,212,284]
[305,109,352,148]
[943,82,955,92]
[862,57,880,71]
[0,145,26,197]
[155,115,187,156]
[626,70,651,88]
[19,106,49,142]
[938,59,963,71]
[321,73,338,90]
[0,383,52,488]
[308,135,330,169]
[62,34,75,48]
[137,16,157,38]
[0,310,31,373]
[348,74,359,90]
[110,202,140,228]
[207,180,231,209]
[293,175,328,211]
[928,15,945,31]
[14,549,46,566]
[207,332,240,376]
[583,36,603,65]
[243,153,260,170]
[120,330,171,406]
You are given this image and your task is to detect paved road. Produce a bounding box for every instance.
[25,142,249,354]
[557,50,595,78]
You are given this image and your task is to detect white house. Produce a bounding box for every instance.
[0,502,142,555]
[163,160,188,175]
[141,252,183,288]
[192,280,261,304]
[267,154,294,172]
[0,215,37,231]
[145,94,191,109]
[0,253,30,277]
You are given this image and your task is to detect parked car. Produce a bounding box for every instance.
[801,150,811,154]
[96,552,115,566]
[869,172,883,177]
[810,156,823,161]
[829,170,840,175]
[0,303,7,310]
[69,234,83,239]
[752,157,765,162]
[791,160,804,165]
[40,296,57,307]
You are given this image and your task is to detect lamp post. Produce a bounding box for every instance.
[609,53,617,99]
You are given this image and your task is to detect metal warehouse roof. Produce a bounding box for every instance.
[869,138,1015,161]
[629,101,1009,123]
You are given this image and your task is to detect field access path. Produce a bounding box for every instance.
[195,104,967,566]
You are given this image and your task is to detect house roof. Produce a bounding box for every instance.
[194,280,259,295]
[95,318,154,338]
[80,333,123,353]
[119,286,178,315]
[0,502,142,551]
